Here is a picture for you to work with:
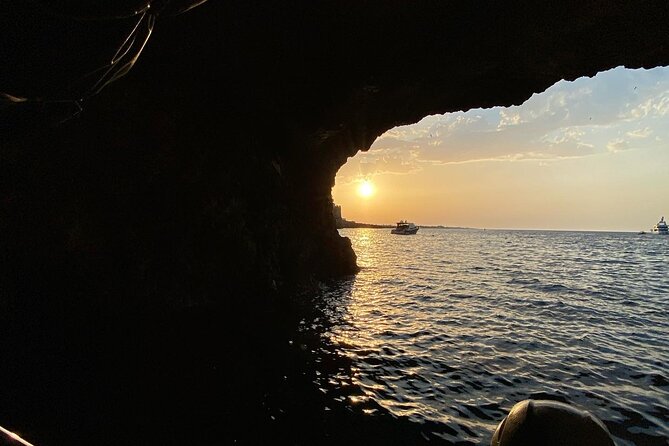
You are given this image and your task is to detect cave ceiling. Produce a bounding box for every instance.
[3,1,669,148]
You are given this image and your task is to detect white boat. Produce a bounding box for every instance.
[651,216,668,235]
[391,220,419,235]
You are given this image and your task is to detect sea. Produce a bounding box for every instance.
[2,228,668,445]
[303,228,669,446]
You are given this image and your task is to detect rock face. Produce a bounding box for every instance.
[2,1,669,313]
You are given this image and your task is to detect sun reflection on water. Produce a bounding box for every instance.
[316,228,669,445]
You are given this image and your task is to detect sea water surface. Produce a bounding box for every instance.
[306,228,669,445]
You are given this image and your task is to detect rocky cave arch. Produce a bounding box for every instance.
[3,3,669,445]
[2,1,669,316]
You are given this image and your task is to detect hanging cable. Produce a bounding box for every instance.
[2,0,208,125]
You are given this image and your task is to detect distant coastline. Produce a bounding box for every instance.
[337,220,393,229]
[332,204,473,230]
[336,219,472,230]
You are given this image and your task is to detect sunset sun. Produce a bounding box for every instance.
[357,180,375,198]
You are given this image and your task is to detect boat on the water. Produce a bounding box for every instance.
[391,220,419,235]
[651,216,668,235]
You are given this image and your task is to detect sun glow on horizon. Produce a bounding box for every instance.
[357,179,376,198]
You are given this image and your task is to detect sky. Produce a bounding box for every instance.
[332,66,669,231]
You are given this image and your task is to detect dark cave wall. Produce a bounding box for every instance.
[2,1,669,313]
[1,80,358,313]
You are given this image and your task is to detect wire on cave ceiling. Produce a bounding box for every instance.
[0,0,208,123]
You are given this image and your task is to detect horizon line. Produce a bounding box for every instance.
[340,224,651,233]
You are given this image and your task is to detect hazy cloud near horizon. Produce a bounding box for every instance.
[337,66,669,183]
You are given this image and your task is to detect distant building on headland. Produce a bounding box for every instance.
[332,203,391,229]
[333,204,343,226]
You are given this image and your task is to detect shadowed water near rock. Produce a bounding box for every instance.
[0,300,445,445]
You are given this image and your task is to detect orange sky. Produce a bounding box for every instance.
[332,67,669,231]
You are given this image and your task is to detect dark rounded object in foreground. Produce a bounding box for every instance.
[491,399,615,446]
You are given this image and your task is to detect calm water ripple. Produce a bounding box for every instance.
[311,228,669,445]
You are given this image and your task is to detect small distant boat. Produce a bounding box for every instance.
[638,230,646,235]
[391,220,419,235]
[651,216,668,235]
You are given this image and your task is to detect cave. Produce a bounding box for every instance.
[1,1,669,445]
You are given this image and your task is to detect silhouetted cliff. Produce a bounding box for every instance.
[2,1,669,313]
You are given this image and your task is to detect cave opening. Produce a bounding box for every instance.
[332,65,669,233]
